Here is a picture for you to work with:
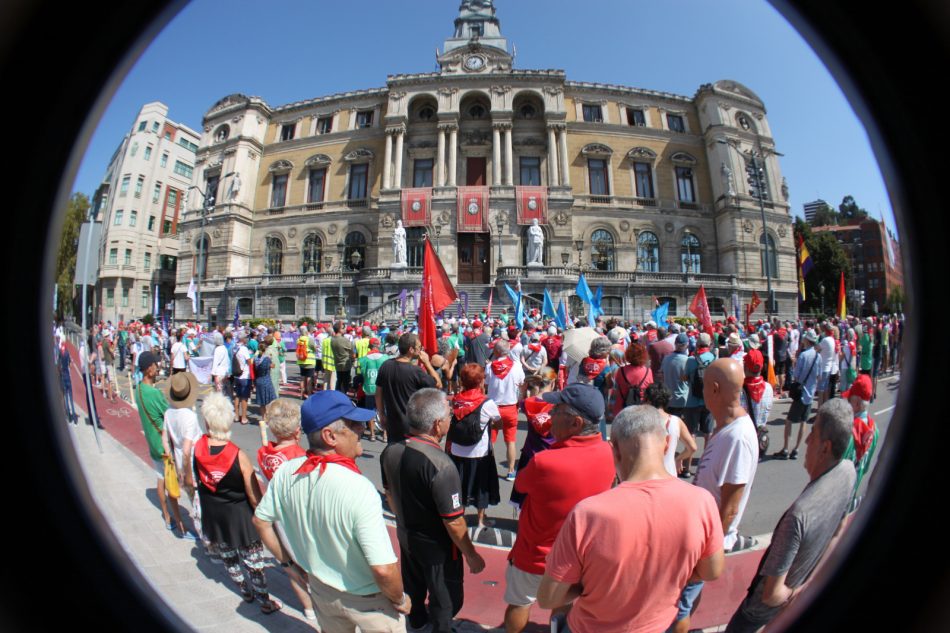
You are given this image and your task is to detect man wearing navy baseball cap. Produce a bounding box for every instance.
[253,390,412,632]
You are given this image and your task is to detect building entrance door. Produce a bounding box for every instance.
[457,233,490,284]
[466,157,486,186]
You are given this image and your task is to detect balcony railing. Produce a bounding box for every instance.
[496,266,736,287]
[225,272,358,288]
[574,195,711,213]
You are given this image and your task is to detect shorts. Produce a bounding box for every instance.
[674,580,704,622]
[151,458,165,480]
[102,364,115,383]
[299,365,315,378]
[816,371,830,393]
[314,359,323,373]
[498,404,519,443]
[362,394,377,411]
[685,406,713,435]
[787,398,812,422]
[233,378,251,399]
[504,562,542,607]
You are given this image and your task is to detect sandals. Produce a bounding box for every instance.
[729,535,759,553]
[260,598,282,615]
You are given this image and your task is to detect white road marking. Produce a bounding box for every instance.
[874,405,896,415]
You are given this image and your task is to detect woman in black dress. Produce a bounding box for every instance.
[194,392,281,614]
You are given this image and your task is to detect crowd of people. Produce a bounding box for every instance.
[53,307,901,632]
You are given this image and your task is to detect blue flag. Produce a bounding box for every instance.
[576,274,594,306]
[503,282,520,308]
[233,301,240,328]
[504,282,526,329]
[651,301,669,325]
[542,289,557,320]
[555,299,567,330]
[589,286,604,327]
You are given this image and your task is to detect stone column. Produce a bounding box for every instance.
[383,130,393,189]
[393,129,405,189]
[547,124,560,186]
[492,124,502,186]
[558,126,571,188]
[436,125,447,187]
[504,125,514,186]
[448,126,458,186]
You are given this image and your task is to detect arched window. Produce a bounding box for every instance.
[302,234,322,273]
[277,297,295,315]
[407,227,425,267]
[681,233,702,273]
[760,233,778,278]
[637,231,660,272]
[215,125,230,142]
[590,229,615,271]
[344,231,366,271]
[468,104,487,119]
[417,106,436,121]
[264,236,283,275]
[518,104,537,119]
[194,236,209,279]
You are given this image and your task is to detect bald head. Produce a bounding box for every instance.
[703,358,745,420]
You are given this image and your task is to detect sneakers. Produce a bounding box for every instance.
[506,472,516,482]
[790,448,799,460]
[729,535,759,553]
[773,449,789,460]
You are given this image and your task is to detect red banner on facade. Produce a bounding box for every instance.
[401,188,430,227]
[457,186,489,232]
[516,186,547,225]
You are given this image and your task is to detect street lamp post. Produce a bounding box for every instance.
[187,171,234,328]
[337,241,346,321]
[496,214,504,266]
[684,229,692,275]
[574,239,584,270]
[819,281,825,316]
[433,223,441,254]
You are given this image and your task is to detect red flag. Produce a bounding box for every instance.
[749,290,762,314]
[486,288,493,318]
[689,285,714,336]
[419,238,458,355]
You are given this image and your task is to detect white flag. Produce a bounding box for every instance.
[186,278,197,314]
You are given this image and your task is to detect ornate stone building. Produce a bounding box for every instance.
[175,0,797,324]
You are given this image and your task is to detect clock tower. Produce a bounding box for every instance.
[437,0,513,75]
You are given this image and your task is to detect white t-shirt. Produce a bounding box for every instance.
[314,332,327,360]
[163,407,203,471]
[789,328,800,357]
[509,341,524,363]
[235,345,251,380]
[170,341,187,369]
[819,336,838,375]
[450,399,501,459]
[211,344,230,377]
[487,360,525,406]
[663,414,683,477]
[740,383,774,428]
[521,345,547,371]
[693,414,758,550]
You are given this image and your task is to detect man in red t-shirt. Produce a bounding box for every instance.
[503,383,615,633]
[538,405,724,633]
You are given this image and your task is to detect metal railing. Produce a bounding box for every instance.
[496,266,736,287]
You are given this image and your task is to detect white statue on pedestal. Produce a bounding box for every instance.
[527,218,544,265]
[227,172,242,201]
[393,220,407,266]
[722,163,736,196]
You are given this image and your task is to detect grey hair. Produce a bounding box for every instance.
[558,403,600,437]
[588,337,612,359]
[816,398,854,459]
[266,399,301,440]
[201,392,235,441]
[493,339,510,355]
[307,420,346,451]
[611,405,667,452]
[698,332,712,347]
[407,388,450,434]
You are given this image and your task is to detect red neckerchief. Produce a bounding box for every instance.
[744,376,767,403]
[528,343,542,353]
[523,396,554,436]
[453,388,487,420]
[581,356,608,378]
[853,415,876,461]
[257,442,306,481]
[294,450,362,476]
[491,356,514,379]
[194,435,240,493]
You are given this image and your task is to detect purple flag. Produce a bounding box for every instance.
[399,288,408,317]
[413,289,421,316]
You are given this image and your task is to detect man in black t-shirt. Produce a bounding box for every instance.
[381,388,485,633]
[464,320,492,367]
[376,333,442,444]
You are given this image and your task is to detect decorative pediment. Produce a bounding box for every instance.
[268,159,294,174]
[343,148,375,162]
[670,152,697,166]
[305,154,332,167]
[627,147,657,161]
[581,143,613,156]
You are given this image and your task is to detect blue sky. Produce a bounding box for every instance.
[69,0,897,233]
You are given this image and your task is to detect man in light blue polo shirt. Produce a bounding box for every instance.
[254,390,412,632]
[660,333,691,419]
[774,329,820,460]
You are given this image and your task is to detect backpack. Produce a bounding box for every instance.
[690,353,712,399]
[296,336,308,362]
[231,349,244,377]
[619,366,648,407]
[448,401,488,447]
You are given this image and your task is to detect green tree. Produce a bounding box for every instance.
[838,195,869,222]
[811,203,839,227]
[794,218,852,314]
[54,193,90,319]
[885,286,906,313]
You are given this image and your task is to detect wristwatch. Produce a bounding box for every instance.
[280,559,293,568]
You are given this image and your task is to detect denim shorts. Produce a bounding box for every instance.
[673,580,704,623]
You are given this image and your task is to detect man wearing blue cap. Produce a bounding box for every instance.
[253,390,411,632]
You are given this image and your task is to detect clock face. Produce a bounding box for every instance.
[465,55,484,70]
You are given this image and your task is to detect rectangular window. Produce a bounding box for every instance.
[582,104,603,123]
[130,143,138,157]
[167,188,178,209]
[161,255,177,271]
[152,121,159,133]
[113,210,123,226]
[144,145,152,160]
[164,131,172,141]
[634,162,654,198]
[106,289,115,307]
[356,111,374,129]
[138,121,147,132]
[519,156,541,186]
[627,108,646,126]
[122,287,129,307]
[280,123,295,141]
[160,153,168,168]
[413,159,434,187]
[129,210,137,227]
[152,183,161,203]
[271,174,288,207]
[108,248,117,265]
[162,219,173,235]
[348,163,369,199]
[124,249,132,266]
[588,159,609,196]
[148,216,156,231]
[178,137,198,152]
[676,166,695,202]
[134,175,144,198]
[119,175,130,197]
[317,116,333,134]
[667,114,685,133]
[141,287,149,309]
[205,174,220,208]
[173,161,193,178]
[308,168,326,203]
[144,252,151,271]
[471,23,483,37]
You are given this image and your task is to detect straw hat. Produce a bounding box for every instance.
[167,371,199,409]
